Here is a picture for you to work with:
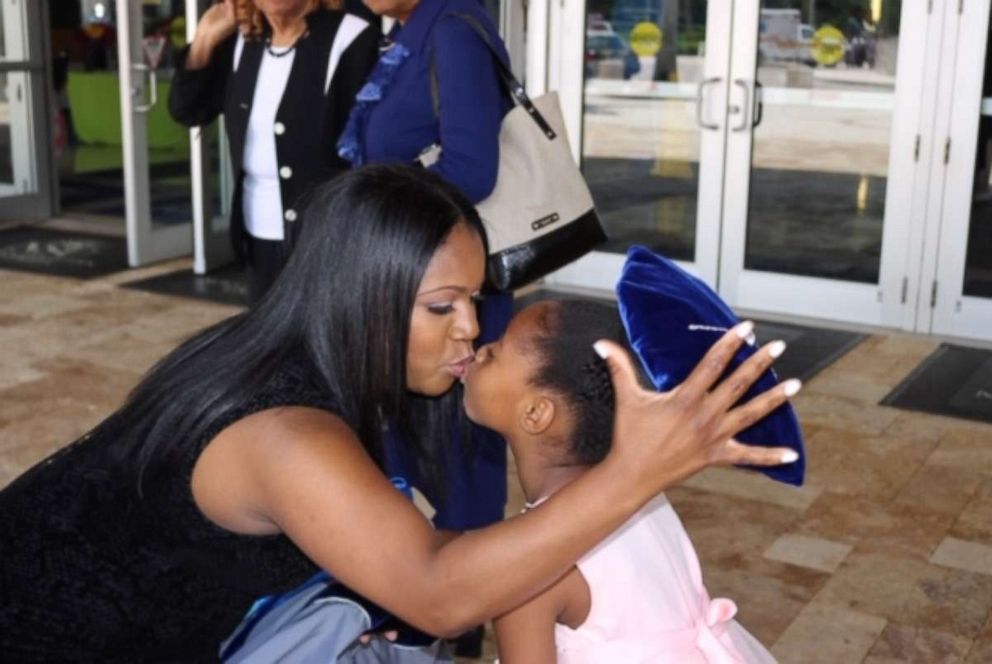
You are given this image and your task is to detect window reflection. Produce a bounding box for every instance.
[581,2,708,261]
[744,1,901,283]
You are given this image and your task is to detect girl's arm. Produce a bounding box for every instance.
[494,566,589,664]
[193,326,796,636]
[493,579,565,663]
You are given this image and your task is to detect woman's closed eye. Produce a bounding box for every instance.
[425,292,483,316]
[427,303,456,315]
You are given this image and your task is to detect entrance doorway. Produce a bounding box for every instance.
[537,0,992,343]
[50,0,203,266]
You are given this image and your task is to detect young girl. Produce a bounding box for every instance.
[462,299,782,663]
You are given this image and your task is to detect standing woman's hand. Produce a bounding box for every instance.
[185,0,239,70]
[597,321,801,498]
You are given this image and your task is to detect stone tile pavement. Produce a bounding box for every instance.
[2,263,991,663]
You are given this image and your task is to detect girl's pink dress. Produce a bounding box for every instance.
[552,494,777,663]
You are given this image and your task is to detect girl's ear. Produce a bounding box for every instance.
[519,396,557,435]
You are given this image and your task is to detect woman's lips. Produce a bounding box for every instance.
[447,355,474,379]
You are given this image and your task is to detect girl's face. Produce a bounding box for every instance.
[406,223,486,396]
[461,302,551,434]
[362,0,420,22]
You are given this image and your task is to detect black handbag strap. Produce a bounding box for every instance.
[429,12,557,140]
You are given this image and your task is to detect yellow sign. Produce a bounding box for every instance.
[811,25,845,66]
[630,22,662,57]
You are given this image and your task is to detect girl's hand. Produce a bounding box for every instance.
[597,321,800,497]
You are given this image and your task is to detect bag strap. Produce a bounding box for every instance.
[429,13,557,140]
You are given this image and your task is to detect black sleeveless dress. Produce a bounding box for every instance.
[0,359,340,662]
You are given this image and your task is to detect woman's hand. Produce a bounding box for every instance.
[358,630,398,645]
[597,321,800,498]
[198,0,238,44]
[185,0,238,70]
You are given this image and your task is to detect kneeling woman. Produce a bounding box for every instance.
[0,165,797,661]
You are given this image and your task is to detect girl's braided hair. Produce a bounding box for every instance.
[530,300,639,465]
[236,0,342,39]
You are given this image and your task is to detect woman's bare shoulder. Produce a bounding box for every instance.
[192,405,370,535]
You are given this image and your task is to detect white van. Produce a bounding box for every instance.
[759,8,814,64]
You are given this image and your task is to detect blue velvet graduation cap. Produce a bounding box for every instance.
[615,246,805,486]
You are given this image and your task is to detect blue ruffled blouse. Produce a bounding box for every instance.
[338,0,511,204]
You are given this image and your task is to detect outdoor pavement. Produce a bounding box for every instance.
[2,245,991,662]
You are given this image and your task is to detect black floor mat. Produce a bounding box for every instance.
[514,289,865,383]
[0,226,128,279]
[751,319,866,384]
[881,344,992,424]
[122,263,250,307]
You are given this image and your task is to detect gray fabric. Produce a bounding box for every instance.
[342,637,454,664]
[221,582,452,663]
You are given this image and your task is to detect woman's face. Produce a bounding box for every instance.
[255,0,314,23]
[406,223,486,396]
[362,0,420,22]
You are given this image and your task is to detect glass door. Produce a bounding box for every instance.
[922,0,992,342]
[115,0,192,266]
[719,0,925,327]
[0,0,54,220]
[541,0,733,290]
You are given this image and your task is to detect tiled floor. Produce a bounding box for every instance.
[2,261,991,663]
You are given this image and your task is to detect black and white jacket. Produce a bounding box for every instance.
[169,10,379,255]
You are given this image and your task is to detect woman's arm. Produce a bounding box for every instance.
[193,325,797,636]
[428,17,506,203]
[168,0,238,127]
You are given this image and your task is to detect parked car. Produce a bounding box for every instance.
[585,29,640,80]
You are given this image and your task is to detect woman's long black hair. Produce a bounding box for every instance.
[106,164,486,497]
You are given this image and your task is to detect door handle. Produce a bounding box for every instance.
[132,63,158,113]
[696,77,721,130]
[752,81,764,129]
[732,79,750,132]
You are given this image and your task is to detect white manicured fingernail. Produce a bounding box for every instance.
[768,340,787,358]
[735,321,755,339]
[593,341,610,359]
[782,378,802,397]
[780,450,799,464]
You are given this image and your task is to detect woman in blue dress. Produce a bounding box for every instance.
[337,1,513,650]
[341,0,509,547]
